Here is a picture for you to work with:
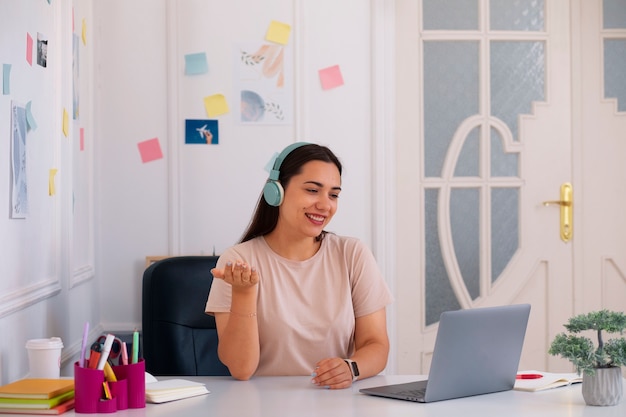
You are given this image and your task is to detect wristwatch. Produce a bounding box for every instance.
[344,359,360,382]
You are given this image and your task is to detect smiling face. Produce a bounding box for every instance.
[276,160,342,240]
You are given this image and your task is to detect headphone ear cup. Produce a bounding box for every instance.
[263,180,284,207]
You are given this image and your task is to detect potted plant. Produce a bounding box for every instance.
[549,310,626,406]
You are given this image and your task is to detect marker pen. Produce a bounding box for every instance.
[103,362,117,382]
[121,341,128,366]
[80,321,89,368]
[97,334,116,370]
[132,330,139,364]
[88,347,101,369]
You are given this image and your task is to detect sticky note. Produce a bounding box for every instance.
[184,52,208,75]
[49,169,58,196]
[138,138,163,163]
[81,19,87,45]
[80,127,85,151]
[204,94,229,117]
[264,152,279,173]
[62,109,69,137]
[26,101,37,130]
[2,64,10,95]
[266,20,291,45]
[318,65,344,90]
[26,33,33,66]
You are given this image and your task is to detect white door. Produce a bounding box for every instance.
[575,0,626,320]
[393,0,624,374]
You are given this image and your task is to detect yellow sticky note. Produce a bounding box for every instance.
[204,94,229,117]
[49,169,58,196]
[62,108,69,137]
[82,18,87,45]
[266,20,291,45]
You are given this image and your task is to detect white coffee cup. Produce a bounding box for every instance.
[25,337,63,378]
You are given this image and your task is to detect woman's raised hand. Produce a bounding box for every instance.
[211,261,259,289]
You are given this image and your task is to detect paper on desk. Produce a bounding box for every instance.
[514,370,582,392]
[145,379,210,404]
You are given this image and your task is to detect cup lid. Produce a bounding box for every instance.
[25,337,63,349]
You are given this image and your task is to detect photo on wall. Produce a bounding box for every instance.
[10,101,28,219]
[185,119,219,144]
[37,32,48,68]
[234,42,293,125]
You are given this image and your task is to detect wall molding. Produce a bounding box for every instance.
[70,264,95,288]
[0,280,62,319]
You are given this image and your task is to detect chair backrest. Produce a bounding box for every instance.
[142,256,230,376]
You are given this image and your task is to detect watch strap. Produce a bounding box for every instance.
[343,359,360,382]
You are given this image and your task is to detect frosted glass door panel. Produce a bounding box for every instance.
[604,39,626,112]
[603,0,626,29]
[490,0,545,31]
[422,1,545,325]
[422,0,478,30]
[424,41,479,178]
[490,41,546,141]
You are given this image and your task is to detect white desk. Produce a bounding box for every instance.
[6,375,626,416]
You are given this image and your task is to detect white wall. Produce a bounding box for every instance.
[94,0,385,331]
[0,0,99,384]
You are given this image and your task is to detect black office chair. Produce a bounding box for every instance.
[142,256,230,376]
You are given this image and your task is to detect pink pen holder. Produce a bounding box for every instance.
[113,359,146,409]
[74,362,119,413]
[74,359,145,413]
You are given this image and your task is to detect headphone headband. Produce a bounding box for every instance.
[268,142,310,181]
[264,142,311,206]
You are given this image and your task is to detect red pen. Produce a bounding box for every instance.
[516,373,543,379]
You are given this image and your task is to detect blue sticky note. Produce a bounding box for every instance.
[264,152,279,173]
[26,101,37,130]
[3,64,10,95]
[184,52,208,75]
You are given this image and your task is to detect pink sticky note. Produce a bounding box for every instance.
[318,65,344,90]
[80,127,85,151]
[26,33,33,66]
[137,138,163,163]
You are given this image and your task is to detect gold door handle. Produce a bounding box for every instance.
[542,183,573,242]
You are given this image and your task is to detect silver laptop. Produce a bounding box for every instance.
[360,304,531,403]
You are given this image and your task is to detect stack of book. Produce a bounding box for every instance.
[0,379,75,415]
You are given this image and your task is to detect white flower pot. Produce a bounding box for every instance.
[581,367,623,406]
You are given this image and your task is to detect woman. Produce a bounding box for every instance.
[205,142,393,389]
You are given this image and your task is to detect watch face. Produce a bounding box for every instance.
[351,361,360,377]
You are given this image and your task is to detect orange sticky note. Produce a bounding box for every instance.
[204,94,229,117]
[137,138,163,163]
[265,20,291,45]
[49,169,58,196]
[319,65,344,90]
[26,33,33,66]
[62,109,69,137]
[80,127,85,151]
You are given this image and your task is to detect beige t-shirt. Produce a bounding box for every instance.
[205,233,393,376]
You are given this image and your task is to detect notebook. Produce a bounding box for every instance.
[360,304,531,403]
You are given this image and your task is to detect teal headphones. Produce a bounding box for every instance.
[263,142,310,206]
